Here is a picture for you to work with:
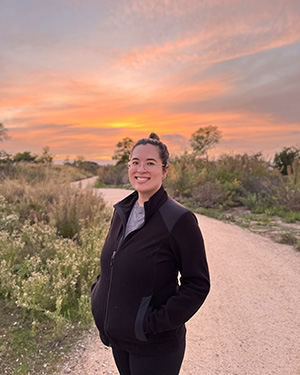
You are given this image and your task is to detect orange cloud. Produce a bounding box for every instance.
[2,0,299,164]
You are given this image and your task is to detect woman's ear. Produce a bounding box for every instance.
[162,165,169,179]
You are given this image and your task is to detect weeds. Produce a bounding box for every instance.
[163,153,300,222]
[0,164,111,374]
[276,231,298,246]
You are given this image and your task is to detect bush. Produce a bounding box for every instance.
[165,153,207,197]
[190,181,227,208]
[0,217,109,325]
[164,151,300,218]
[97,164,129,186]
[50,187,108,239]
[0,167,111,330]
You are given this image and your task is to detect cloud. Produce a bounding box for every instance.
[1,0,300,163]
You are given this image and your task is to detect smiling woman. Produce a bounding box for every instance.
[91,133,210,375]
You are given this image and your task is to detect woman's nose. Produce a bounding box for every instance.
[137,163,147,171]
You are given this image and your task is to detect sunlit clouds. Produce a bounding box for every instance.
[1,0,300,163]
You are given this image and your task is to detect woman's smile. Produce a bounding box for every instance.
[135,176,150,182]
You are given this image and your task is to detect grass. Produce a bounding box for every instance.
[1,155,300,373]
[0,300,84,375]
[276,231,299,246]
[0,163,111,374]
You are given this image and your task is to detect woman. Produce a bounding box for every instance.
[91,133,210,375]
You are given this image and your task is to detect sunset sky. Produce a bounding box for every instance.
[1,0,300,164]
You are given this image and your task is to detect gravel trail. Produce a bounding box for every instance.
[58,184,300,375]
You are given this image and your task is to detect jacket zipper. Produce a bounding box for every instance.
[103,213,146,342]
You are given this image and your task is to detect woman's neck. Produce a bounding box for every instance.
[137,197,146,207]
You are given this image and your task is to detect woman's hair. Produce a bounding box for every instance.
[131,133,169,169]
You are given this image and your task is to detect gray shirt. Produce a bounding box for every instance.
[124,200,145,237]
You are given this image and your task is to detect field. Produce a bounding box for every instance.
[1,153,300,374]
[0,163,112,374]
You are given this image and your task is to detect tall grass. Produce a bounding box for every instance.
[0,161,95,184]
[0,178,110,326]
[0,164,111,374]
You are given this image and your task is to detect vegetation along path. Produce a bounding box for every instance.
[57,184,300,375]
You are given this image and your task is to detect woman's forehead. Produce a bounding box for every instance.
[131,144,160,159]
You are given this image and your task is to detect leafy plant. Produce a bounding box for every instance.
[274,146,300,175]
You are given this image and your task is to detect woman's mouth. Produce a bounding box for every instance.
[135,177,150,181]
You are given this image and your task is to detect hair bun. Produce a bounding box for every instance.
[148,132,160,141]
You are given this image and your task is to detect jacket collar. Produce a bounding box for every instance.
[114,185,168,226]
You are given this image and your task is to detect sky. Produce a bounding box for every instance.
[1,0,300,164]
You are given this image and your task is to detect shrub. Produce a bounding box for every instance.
[50,186,109,239]
[165,153,206,198]
[97,164,129,186]
[273,160,300,212]
[0,167,111,330]
[0,196,110,327]
[190,181,227,208]
[274,146,300,175]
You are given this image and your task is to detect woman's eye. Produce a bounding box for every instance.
[147,162,155,166]
[132,161,139,165]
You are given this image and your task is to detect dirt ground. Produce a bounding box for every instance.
[58,183,300,375]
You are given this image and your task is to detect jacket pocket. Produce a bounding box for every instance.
[105,279,152,343]
[134,296,152,342]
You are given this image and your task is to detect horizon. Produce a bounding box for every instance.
[1,0,300,163]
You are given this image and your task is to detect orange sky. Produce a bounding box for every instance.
[1,0,300,163]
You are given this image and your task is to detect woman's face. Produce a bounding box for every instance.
[128,144,167,203]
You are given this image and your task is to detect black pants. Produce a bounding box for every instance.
[112,342,185,375]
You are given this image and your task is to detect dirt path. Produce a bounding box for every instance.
[57,185,300,375]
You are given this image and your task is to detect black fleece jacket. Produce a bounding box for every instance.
[91,186,210,355]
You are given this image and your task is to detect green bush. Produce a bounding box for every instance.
[97,164,129,186]
[190,181,227,208]
[274,160,300,212]
[0,168,111,330]
[166,153,207,198]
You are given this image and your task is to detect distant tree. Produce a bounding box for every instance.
[0,150,11,163]
[112,137,134,165]
[73,155,86,167]
[13,151,38,163]
[63,156,71,165]
[274,146,300,175]
[37,146,54,165]
[0,124,10,162]
[190,125,222,158]
[0,123,9,142]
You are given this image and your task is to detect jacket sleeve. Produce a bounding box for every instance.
[144,211,210,334]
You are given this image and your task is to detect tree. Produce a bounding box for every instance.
[73,155,86,167]
[0,124,10,161]
[0,123,9,143]
[13,151,38,163]
[190,125,222,158]
[112,137,134,165]
[77,160,99,175]
[37,146,54,165]
[274,146,300,175]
